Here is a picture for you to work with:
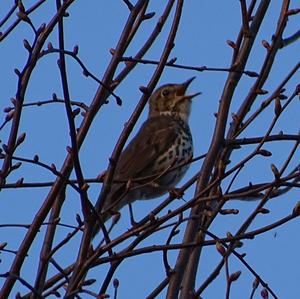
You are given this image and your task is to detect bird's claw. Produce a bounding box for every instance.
[169,187,184,199]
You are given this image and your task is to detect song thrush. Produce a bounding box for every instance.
[95,77,200,225]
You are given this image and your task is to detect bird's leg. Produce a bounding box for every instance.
[128,203,138,227]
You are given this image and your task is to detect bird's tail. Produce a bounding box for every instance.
[92,183,126,238]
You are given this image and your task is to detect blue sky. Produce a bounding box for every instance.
[1,1,300,298]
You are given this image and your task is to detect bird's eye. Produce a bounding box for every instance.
[161,89,170,97]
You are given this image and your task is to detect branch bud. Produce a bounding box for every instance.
[168,57,177,65]
[286,8,300,16]
[226,39,237,49]
[23,39,31,52]
[274,98,282,116]
[143,12,155,20]
[16,132,26,146]
[270,163,280,179]
[5,110,14,122]
[258,208,270,214]
[109,48,116,55]
[229,270,241,282]
[262,40,271,51]
[0,242,7,250]
[261,288,268,299]
[113,278,119,288]
[257,149,272,157]
[14,68,21,76]
[252,277,259,289]
[216,241,226,256]
[81,279,96,286]
[47,42,53,50]
[37,23,46,35]
[139,86,149,95]
[76,213,83,226]
[292,201,300,216]
[72,108,81,117]
[244,70,259,77]
[73,45,79,55]
[255,89,268,95]
[11,162,22,171]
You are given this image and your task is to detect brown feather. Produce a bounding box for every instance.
[115,115,179,180]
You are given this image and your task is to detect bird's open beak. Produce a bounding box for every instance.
[177,77,201,100]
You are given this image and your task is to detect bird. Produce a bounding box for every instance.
[95,77,200,228]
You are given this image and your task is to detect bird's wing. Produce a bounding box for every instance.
[96,116,178,220]
[115,115,178,180]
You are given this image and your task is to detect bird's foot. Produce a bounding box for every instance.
[96,170,106,182]
[169,187,184,199]
[110,211,121,225]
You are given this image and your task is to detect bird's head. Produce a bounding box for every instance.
[149,77,201,122]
